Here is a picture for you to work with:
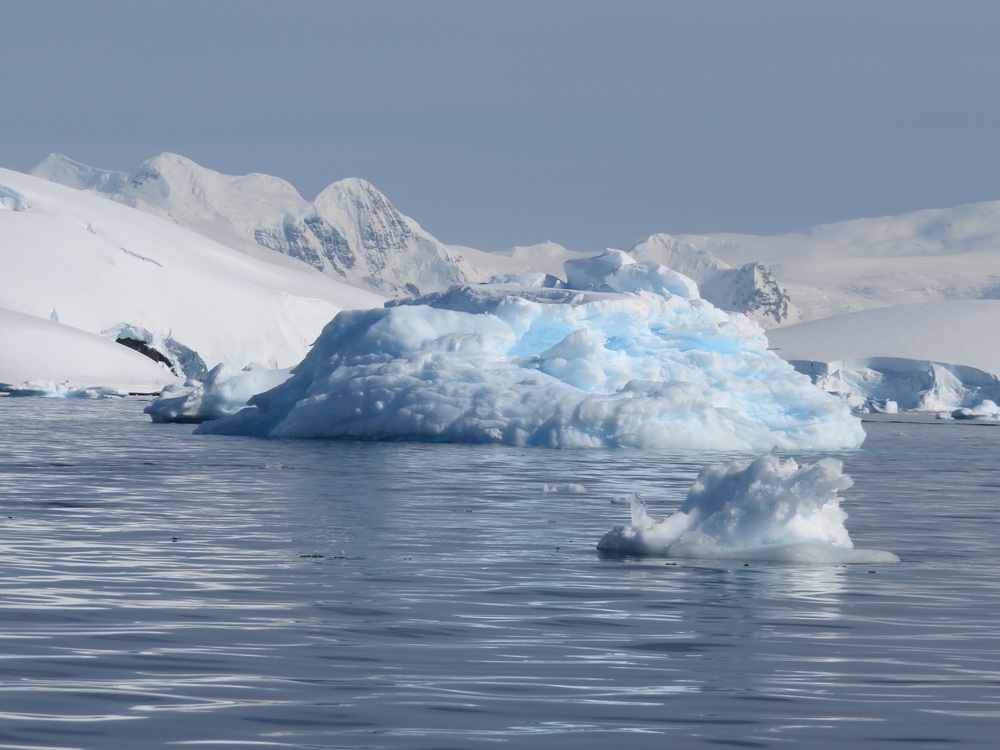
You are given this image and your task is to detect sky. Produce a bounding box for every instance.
[2,1,999,253]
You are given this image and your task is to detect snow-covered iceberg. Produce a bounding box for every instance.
[598,455,898,563]
[197,251,863,451]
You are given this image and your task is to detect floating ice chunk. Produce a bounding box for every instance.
[145,362,291,423]
[951,399,999,420]
[198,254,863,451]
[598,455,899,564]
[542,483,588,495]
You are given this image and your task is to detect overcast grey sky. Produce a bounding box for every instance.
[2,1,999,252]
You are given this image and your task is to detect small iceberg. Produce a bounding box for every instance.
[145,362,291,423]
[598,454,899,564]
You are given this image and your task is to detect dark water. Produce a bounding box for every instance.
[1,398,999,749]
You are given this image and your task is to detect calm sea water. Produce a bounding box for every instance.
[1,398,999,749]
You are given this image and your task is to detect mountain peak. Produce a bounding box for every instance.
[32,154,130,193]
[34,153,476,297]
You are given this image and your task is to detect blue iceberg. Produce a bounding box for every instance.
[198,251,864,451]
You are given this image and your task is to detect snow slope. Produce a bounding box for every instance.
[767,300,1000,374]
[34,153,481,297]
[767,301,1000,412]
[0,167,384,389]
[33,153,1000,326]
[0,307,177,394]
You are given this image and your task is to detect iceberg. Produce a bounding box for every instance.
[598,455,899,564]
[144,363,293,423]
[197,252,863,451]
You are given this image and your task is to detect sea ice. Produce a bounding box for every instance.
[598,454,899,563]
[198,252,864,451]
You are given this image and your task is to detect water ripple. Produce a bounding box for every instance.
[1,399,999,747]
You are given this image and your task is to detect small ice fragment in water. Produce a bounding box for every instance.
[598,454,899,564]
[543,483,588,495]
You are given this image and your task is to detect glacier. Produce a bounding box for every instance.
[598,454,899,563]
[197,251,864,451]
[768,301,1000,416]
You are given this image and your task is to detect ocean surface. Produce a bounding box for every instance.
[1,397,998,749]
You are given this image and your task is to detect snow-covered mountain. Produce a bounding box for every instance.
[631,234,799,328]
[33,153,481,297]
[0,166,383,392]
[650,201,1000,323]
[22,151,1000,415]
[33,153,1000,329]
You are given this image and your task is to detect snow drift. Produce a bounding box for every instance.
[197,251,864,451]
[0,166,384,391]
[598,454,899,563]
[0,307,176,395]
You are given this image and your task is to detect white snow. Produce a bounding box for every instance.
[33,153,481,297]
[642,201,1000,322]
[598,454,899,564]
[0,167,384,392]
[197,252,863,451]
[20,151,1000,423]
[0,307,176,394]
[767,301,1000,413]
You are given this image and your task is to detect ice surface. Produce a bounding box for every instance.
[950,399,999,420]
[144,363,292,423]
[4,379,124,399]
[598,454,899,563]
[791,357,1000,415]
[199,253,864,451]
[770,302,1000,413]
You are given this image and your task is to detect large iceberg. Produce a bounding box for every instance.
[197,251,864,451]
